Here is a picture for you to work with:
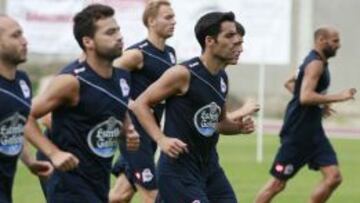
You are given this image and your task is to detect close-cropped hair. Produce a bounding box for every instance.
[194,11,236,50]
[142,0,171,27]
[73,4,115,50]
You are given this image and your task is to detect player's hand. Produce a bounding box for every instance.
[237,116,255,134]
[322,104,336,118]
[49,151,79,171]
[240,99,260,117]
[27,160,54,179]
[157,137,188,158]
[340,88,357,101]
[228,99,260,120]
[125,124,140,151]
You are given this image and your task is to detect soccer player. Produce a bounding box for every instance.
[132,11,254,203]
[109,1,176,202]
[0,14,53,203]
[227,21,260,119]
[254,26,357,203]
[24,4,139,203]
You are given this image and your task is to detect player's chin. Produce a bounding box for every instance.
[228,57,239,65]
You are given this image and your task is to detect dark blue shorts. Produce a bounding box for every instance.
[156,166,237,203]
[270,135,338,180]
[206,166,237,203]
[0,156,17,203]
[46,171,105,203]
[112,117,158,190]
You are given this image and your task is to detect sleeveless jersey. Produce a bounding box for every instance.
[50,61,130,201]
[280,50,330,144]
[159,57,228,177]
[0,70,32,203]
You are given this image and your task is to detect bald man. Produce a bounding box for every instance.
[0,15,58,203]
[255,26,356,203]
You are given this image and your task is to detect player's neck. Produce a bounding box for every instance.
[0,60,17,80]
[314,47,328,62]
[200,52,226,75]
[85,54,113,79]
[147,32,166,51]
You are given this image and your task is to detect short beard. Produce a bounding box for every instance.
[0,52,26,66]
[322,45,336,58]
[95,48,122,62]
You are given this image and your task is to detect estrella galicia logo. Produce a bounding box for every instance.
[0,112,26,156]
[193,102,221,137]
[87,117,122,158]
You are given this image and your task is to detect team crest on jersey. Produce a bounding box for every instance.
[142,168,154,183]
[119,78,130,97]
[19,80,30,98]
[168,52,176,64]
[87,117,122,158]
[0,112,26,156]
[193,102,221,137]
[220,77,227,93]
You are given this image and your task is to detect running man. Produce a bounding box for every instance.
[25,4,139,203]
[109,1,176,202]
[255,26,357,203]
[132,11,254,203]
[0,15,53,203]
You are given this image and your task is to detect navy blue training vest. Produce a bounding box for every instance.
[50,61,130,201]
[0,70,32,203]
[159,57,228,177]
[128,39,176,121]
[280,50,330,143]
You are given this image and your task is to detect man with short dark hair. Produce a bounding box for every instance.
[132,11,254,203]
[25,4,139,203]
[109,1,176,202]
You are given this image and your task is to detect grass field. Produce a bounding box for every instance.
[13,135,360,203]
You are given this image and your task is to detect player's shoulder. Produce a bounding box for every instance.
[127,39,149,50]
[180,57,201,68]
[16,69,30,80]
[59,59,84,75]
[114,66,131,79]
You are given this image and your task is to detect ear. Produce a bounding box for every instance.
[82,36,94,50]
[148,16,156,27]
[205,35,216,47]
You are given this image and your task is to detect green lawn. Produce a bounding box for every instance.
[13,135,360,203]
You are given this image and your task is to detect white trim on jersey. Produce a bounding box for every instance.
[141,50,174,66]
[76,76,129,109]
[0,87,31,108]
[187,69,226,102]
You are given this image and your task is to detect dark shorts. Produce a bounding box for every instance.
[270,135,338,180]
[156,166,237,203]
[112,117,158,190]
[206,166,237,203]
[0,154,18,203]
[46,171,105,203]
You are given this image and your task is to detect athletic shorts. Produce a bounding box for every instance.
[156,165,237,203]
[112,115,158,190]
[270,135,338,180]
[46,171,106,203]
